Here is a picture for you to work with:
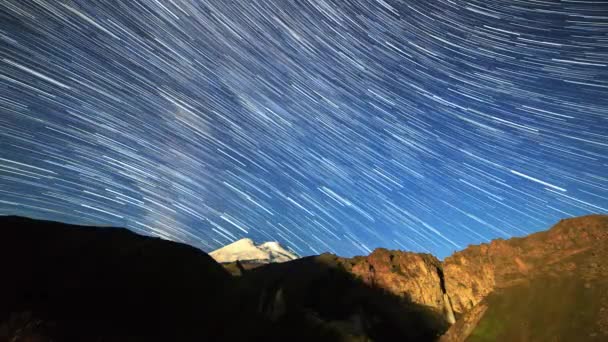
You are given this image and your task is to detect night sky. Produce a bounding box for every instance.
[1,1,607,258]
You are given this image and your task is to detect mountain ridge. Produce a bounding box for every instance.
[227,214,608,340]
[1,214,606,341]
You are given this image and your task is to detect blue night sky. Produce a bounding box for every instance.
[0,0,607,258]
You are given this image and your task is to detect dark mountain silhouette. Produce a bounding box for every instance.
[0,216,444,341]
[0,216,244,341]
[1,214,606,341]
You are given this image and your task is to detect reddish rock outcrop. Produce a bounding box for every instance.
[443,215,608,314]
[302,214,608,334]
[338,249,448,313]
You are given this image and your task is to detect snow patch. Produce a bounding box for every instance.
[210,238,298,263]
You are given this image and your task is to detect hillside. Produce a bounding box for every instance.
[0,216,245,341]
[440,215,608,341]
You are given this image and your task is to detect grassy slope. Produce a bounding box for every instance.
[468,248,608,342]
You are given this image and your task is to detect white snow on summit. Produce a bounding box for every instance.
[209,238,298,264]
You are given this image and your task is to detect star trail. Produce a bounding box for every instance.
[0,0,607,258]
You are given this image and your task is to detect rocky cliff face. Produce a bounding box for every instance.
[439,214,608,341]
[335,249,454,322]
[324,215,607,315]
[292,215,608,341]
[443,214,608,314]
[236,252,450,341]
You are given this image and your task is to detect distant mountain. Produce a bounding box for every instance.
[209,238,298,264]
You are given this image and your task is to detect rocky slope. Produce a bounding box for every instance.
[235,252,450,341]
[442,215,608,314]
[234,214,607,341]
[440,214,608,341]
[335,249,455,323]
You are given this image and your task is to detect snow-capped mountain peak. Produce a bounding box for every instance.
[209,238,298,264]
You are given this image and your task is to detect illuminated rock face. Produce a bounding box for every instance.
[440,215,608,341]
[339,248,460,324]
[443,215,608,314]
[344,215,608,318]
[327,215,608,339]
[337,249,451,312]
